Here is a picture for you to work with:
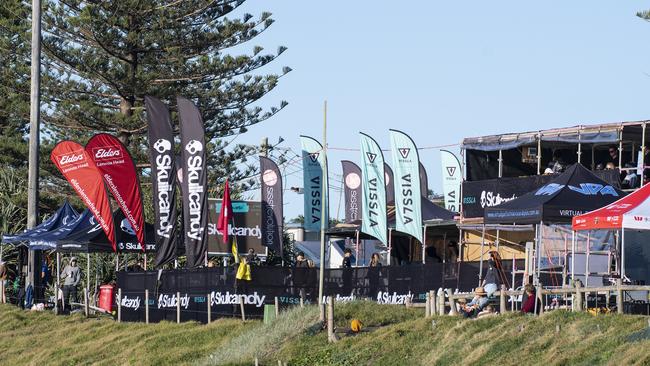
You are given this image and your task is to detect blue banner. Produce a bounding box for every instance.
[300,136,328,231]
[389,129,423,243]
[360,133,387,244]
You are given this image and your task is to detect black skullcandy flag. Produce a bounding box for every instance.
[341,160,362,223]
[259,156,283,254]
[177,96,208,268]
[145,96,180,267]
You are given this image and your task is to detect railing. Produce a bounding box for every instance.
[418,281,650,316]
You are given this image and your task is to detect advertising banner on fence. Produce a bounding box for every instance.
[86,133,146,251]
[51,140,116,251]
[208,199,266,255]
[178,97,208,268]
[440,149,462,213]
[341,160,362,223]
[360,133,387,244]
[300,135,328,231]
[145,96,180,266]
[116,262,498,324]
[260,156,283,254]
[389,129,423,243]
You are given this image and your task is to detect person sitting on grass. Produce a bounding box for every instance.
[460,287,488,318]
[521,284,539,314]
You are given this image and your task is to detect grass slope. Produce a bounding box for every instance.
[2,302,650,366]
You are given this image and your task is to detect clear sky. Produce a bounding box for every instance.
[231,1,650,220]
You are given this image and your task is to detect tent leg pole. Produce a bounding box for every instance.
[355,230,360,267]
[479,224,485,286]
[86,253,90,300]
[422,225,427,264]
[144,253,148,271]
[586,232,590,286]
[622,228,626,280]
[387,229,392,266]
[55,252,60,314]
[571,230,575,285]
[535,221,544,286]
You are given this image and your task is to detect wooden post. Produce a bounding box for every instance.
[425,293,431,317]
[617,279,624,314]
[176,291,181,324]
[429,290,436,316]
[240,295,246,321]
[84,287,89,317]
[117,288,122,322]
[574,281,583,312]
[274,296,279,318]
[207,293,211,324]
[300,296,304,308]
[446,289,457,316]
[500,285,507,313]
[145,289,149,324]
[437,288,445,315]
[327,298,337,343]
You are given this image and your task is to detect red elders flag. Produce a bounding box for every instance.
[51,141,116,251]
[217,179,232,243]
[86,133,146,251]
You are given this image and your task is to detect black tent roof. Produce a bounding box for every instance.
[327,197,456,239]
[2,201,78,245]
[484,163,624,224]
[57,210,156,253]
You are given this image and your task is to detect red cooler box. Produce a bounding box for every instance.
[99,284,115,313]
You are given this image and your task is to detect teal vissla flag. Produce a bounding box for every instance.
[389,129,423,243]
[360,132,387,244]
[439,149,462,213]
[300,135,328,231]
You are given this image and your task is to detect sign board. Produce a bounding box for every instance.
[207,199,267,255]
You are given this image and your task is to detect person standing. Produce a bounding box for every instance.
[60,257,81,312]
[367,253,383,298]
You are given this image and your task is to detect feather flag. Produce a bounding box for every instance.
[217,179,238,262]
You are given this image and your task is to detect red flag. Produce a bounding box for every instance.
[51,141,116,251]
[217,179,232,243]
[86,133,146,251]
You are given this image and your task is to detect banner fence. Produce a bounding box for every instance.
[116,261,523,323]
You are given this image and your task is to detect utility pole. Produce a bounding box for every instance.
[318,101,328,321]
[27,0,42,288]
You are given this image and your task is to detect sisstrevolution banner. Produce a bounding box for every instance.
[260,156,283,254]
[384,163,395,203]
[300,136,328,231]
[419,162,429,198]
[178,97,208,268]
[86,133,146,251]
[51,141,116,251]
[440,149,462,213]
[341,160,362,223]
[145,96,180,267]
[360,133,387,244]
[389,129,423,243]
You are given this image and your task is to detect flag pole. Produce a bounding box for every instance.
[318,100,328,322]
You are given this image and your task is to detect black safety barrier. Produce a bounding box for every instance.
[116,261,524,323]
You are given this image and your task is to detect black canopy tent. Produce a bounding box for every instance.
[484,163,625,225]
[481,163,624,285]
[326,198,457,265]
[57,210,156,254]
